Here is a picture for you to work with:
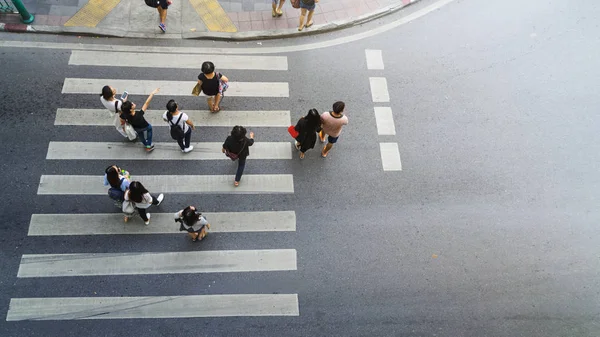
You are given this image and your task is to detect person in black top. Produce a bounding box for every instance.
[197,61,229,113]
[294,108,321,159]
[120,88,160,152]
[222,125,254,187]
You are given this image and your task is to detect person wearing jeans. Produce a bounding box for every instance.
[222,125,254,187]
[120,88,160,152]
[162,99,195,153]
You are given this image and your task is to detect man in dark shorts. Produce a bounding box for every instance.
[146,0,171,32]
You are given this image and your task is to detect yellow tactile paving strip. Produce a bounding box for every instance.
[189,0,237,33]
[64,0,121,27]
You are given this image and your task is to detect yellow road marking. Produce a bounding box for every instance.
[64,0,121,27]
[189,0,238,33]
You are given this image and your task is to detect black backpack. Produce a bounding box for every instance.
[108,178,125,202]
[144,0,159,8]
[169,114,185,140]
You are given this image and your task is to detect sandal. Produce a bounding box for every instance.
[306,21,313,28]
[298,25,304,31]
[299,152,305,159]
[234,181,239,187]
[123,216,129,223]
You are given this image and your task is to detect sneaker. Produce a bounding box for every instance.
[144,213,151,225]
[159,23,166,33]
[156,194,164,205]
[146,145,155,152]
[183,145,194,153]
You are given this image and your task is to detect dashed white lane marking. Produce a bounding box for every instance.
[365,49,384,70]
[379,142,402,171]
[369,77,390,102]
[374,107,396,135]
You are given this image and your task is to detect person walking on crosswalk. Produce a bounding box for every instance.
[222,125,255,187]
[104,165,131,208]
[196,61,229,113]
[124,181,164,225]
[319,101,349,158]
[175,206,211,242]
[162,99,195,153]
[100,85,129,139]
[293,108,322,159]
[120,88,160,152]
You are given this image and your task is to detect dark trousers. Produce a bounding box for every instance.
[177,128,192,150]
[235,158,246,182]
[137,196,160,221]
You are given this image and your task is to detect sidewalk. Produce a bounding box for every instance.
[0,0,418,39]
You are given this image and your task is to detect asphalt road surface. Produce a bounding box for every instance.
[0,0,599,336]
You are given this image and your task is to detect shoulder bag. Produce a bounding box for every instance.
[225,139,246,161]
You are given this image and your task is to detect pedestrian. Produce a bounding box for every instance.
[298,0,319,31]
[104,165,131,207]
[222,125,254,187]
[162,99,195,153]
[272,0,285,17]
[123,181,164,225]
[319,101,348,158]
[120,88,160,152]
[100,85,130,139]
[175,206,211,242]
[144,0,171,32]
[293,108,321,159]
[197,61,229,113]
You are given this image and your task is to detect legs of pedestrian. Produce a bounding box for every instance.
[138,125,154,152]
[214,93,223,112]
[319,129,326,143]
[138,208,151,225]
[234,158,246,186]
[207,96,214,112]
[157,0,168,32]
[272,0,284,17]
[298,8,307,31]
[306,9,315,27]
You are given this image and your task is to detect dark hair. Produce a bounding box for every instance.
[101,86,113,100]
[231,125,247,141]
[304,108,321,131]
[332,101,345,114]
[166,99,177,121]
[182,206,200,226]
[105,165,120,188]
[128,181,148,203]
[201,61,215,74]
[121,101,133,114]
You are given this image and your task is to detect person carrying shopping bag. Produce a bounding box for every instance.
[194,61,229,113]
[100,85,134,140]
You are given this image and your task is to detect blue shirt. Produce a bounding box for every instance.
[103,174,130,191]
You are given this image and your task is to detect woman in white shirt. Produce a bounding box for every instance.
[162,99,196,153]
[100,85,129,138]
[124,181,164,225]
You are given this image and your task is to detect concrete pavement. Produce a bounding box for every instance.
[0,0,418,39]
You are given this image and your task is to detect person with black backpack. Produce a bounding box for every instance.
[104,165,131,208]
[174,206,211,242]
[222,125,254,187]
[162,99,195,153]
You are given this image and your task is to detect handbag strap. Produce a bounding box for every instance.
[237,139,247,156]
[114,100,119,113]
[170,113,183,127]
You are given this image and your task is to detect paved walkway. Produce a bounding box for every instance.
[0,0,417,38]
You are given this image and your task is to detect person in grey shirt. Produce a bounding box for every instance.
[175,206,211,242]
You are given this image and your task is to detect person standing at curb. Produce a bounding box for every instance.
[196,61,229,113]
[319,101,348,158]
[120,88,160,152]
[298,0,319,31]
[294,108,321,159]
[222,125,254,187]
[272,0,285,17]
[162,99,195,153]
[124,181,164,225]
[100,85,129,139]
[145,0,171,32]
[175,206,211,242]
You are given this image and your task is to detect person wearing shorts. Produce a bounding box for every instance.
[156,0,170,32]
[298,0,319,31]
[272,0,285,17]
[197,61,229,112]
[319,101,348,158]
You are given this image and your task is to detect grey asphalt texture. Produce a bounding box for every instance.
[1,0,600,336]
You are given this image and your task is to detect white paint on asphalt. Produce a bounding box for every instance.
[374,107,396,135]
[369,77,390,102]
[46,142,292,160]
[365,49,384,69]
[379,142,402,171]
[37,174,294,194]
[69,50,288,70]
[55,109,291,127]
[17,249,297,277]
[28,211,296,236]
[0,0,457,54]
[6,294,299,320]
[62,78,289,97]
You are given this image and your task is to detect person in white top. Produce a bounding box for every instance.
[162,99,196,153]
[174,206,211,242]
[100,85,129,139]
[124,181,164,225]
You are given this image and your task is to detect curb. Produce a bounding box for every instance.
[0,0,418,40]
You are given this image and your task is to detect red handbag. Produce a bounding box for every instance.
[291,0,300,9]
[288,125,299,139]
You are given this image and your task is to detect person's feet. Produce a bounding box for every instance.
[159,23,166,33]
[276,8,283,16]
[146,144,155,152]
[144,213,151,225]
[321,147,328,158]
[298,25,304,31]
[295,142,301,151]
[183,145,194,153]
[272,8,277,17]
[234,181,239,187]
[123,215,129,223]
[306,21,313,27]
[319,131,326,143]
[156,194,164,205]
[299,152,305,159]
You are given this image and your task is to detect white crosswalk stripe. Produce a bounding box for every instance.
[28,211,296,236]
[6,294,299,321]
[38,174,294,194]
[69,51,289,71]
[46,142,292,160]
[55,109,291,127]
[63,78,289,97]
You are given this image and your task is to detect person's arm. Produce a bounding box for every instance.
[120,178,130,191]
[186,119,196,130]
[103,174,109,186]
[174,210,183,220]
[247,132,255,146]
[220,74,229,83]
[141,88,160,111]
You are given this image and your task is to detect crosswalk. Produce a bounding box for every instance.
[7,52,299,321]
